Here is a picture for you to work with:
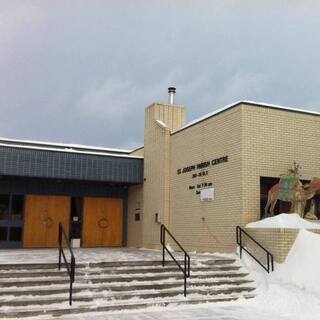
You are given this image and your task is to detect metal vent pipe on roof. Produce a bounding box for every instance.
[168,87,176,104]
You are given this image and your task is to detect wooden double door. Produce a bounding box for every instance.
[23,195,123,248]
[23,195,70,248]
[82,197,123,247]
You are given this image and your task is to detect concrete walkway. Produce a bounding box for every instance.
[56,302,292,320]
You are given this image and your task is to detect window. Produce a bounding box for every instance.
[9,227,22,241]
[260,177,311,219]
[0,194,24,246]
[11,195,24,220]
[0,227,8,241]
[0,195,10,220]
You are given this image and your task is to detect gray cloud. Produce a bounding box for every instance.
[0,0,320,149]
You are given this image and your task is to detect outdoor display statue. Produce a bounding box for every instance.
[305,199,317,220]
[264,162,320,219]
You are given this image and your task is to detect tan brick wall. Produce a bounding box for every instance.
[243,228,320,263]
[169,107,242,252]
[241,103,320,225]
[142,103,186,248]
[135,100,320,256]
[127,185,143,247]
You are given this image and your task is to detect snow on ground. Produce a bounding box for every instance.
[0,247,233,265]
[275,229,320,293]
[56,302,294,320]
[238,228,320,320]
[62,228,320,320]
[2,225,320,319]
[0,247,162,265]
[246,213,320,229]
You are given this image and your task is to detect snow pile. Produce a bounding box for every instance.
[274,229,320,293]
[237,229,320,320]
[246,213,320,229]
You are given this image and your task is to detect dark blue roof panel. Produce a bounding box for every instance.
[0,146,143,184]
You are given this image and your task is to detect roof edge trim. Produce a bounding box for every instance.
[0,137,132,154]
[171,100,320,135]
[0,143,144,159]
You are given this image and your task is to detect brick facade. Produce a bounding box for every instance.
[127,101,320,258]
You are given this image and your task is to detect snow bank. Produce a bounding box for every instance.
[239,230,320,319]
[274,229,320,293]
[246,213,320,229]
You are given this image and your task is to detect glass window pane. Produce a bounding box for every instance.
[0,227,8,241]
[0,195,10,220]
[9,227,22,241]
[11,195,24,220]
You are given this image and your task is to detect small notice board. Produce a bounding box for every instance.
[200,188,214,201]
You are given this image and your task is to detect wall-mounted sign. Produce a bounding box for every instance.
[134,202,141,221]
[177,156,228,175]
[200,188,214,201]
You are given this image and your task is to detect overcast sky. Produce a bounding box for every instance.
[1,1,319,149]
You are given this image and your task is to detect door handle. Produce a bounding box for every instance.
[43,216,53,228]
[98,218,109,229]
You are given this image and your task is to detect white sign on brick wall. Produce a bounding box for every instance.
[200,188,214,201]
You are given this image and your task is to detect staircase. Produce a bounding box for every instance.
[0,257,255,319]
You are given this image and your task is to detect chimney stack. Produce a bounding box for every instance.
[168,87,176,105]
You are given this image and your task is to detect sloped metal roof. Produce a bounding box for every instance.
[0,145,143,184]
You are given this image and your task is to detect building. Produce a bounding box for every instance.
[0,139,143,248]
[1,89,320,251]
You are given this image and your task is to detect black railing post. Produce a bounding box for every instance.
[236,225,274,274]
[162,226,165,267]
[71,256,75,282]
[184,254,187,297]
[58,221,76,306]
[58,223,62,270]
[236,226,239,244]
[239,230,242,259]
[69,278,73,305]
[160,224,190,297]
[69,256,75,305]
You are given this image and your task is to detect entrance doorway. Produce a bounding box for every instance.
[23,195,70,248]
[82,197,123,247]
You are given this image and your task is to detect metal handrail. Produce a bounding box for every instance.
[58,222,75,305]
[236,226,274,273]
[160,224,190,296]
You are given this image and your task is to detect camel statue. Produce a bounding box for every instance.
[264,176,302,217]
[291,182,320,218]
[264,162,320,218]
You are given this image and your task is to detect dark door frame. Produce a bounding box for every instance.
[0,194,25,248]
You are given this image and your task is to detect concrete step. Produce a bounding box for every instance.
[86,259,236,268]
[0,278,254,298]
[0,256,255,319]
[0,270,249,288]
[0,291,255,318]
[0,265,241,278]
[0,284,254,307]
[0,258,236,270]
